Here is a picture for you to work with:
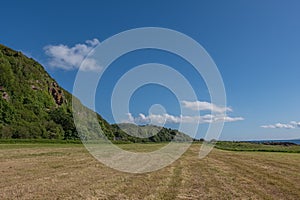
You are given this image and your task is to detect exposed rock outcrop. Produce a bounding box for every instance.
[49,82,64,106]
[31,85,39,90]
[2,92,9,101]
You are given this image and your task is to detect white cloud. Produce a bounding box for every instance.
[181,100,232,113]
[124,113,244,125]
[290,121,300,127]
[123,100,243,125]
[261,121,300,129]
[44,38,101,71]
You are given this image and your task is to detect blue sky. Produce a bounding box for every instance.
[1,0,300,140]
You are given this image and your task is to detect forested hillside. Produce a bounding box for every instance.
[0,44,191,142]
[0,44,112,140]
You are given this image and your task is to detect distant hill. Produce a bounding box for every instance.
[112,123,192,142]
[0,44,192,142]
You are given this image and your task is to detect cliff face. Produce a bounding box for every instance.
[49,82,64,106]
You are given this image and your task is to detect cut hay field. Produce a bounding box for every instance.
[1,143,300,199]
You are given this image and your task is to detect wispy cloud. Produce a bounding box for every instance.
[181,100,232,113]
[44,39,101,71]
[261,121,300,129]
[124,113,244,124]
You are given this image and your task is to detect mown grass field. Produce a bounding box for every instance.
[1,142,300,199]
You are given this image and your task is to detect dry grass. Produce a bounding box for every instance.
[1,143,300,199]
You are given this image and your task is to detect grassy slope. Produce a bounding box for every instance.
[1,143,300,199]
